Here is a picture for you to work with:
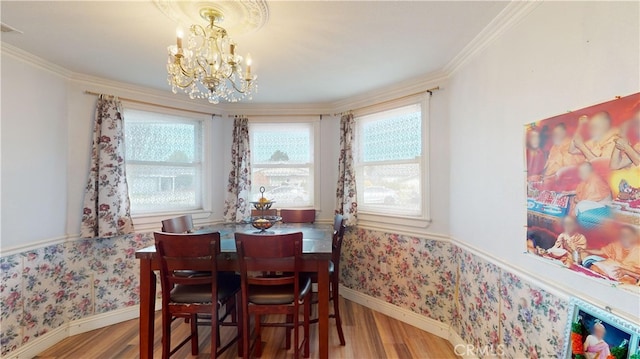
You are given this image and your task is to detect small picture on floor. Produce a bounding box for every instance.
[569,309,633,359]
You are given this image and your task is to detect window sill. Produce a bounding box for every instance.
[131,209,216,232]
[356,212,432,236]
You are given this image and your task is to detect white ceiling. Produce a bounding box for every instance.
[1,1,508,104]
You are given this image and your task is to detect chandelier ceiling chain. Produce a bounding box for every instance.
[167,7,257,104]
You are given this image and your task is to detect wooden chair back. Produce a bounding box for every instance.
[280,209,316,223]
[331,215,347,275]
[235,232,303,288]
[155,232,220,295]
[251,209,278,217]
[161,215,194,233]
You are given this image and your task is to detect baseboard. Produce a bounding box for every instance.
[340,286,482,358]
[68,303,156,336]
[3,303,162,359]
[448,330,480,359]
[2,325,68,359]
[339,285,450,340]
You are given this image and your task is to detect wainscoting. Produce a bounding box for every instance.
[2,227,572,359]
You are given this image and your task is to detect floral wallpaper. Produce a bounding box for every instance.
[341,227,570,359]
[499,271,569,359]
[2,226,573,358]
[0,232,158,356]
[341,227,455,324]
[452,247,501,357]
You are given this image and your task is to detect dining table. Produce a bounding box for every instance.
[135,222,334,359]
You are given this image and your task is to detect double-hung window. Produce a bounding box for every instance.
[124,109,204,215]
[249,121,316,208]
[355,101,427,219]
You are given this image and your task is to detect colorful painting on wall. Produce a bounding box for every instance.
[565,298,639,359]
[525,92,640,291]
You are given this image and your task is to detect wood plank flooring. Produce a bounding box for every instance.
[36,298,456,359]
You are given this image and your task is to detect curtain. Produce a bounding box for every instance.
[335,113,358,225]
[223,116,252,222]
[80,95,134,238]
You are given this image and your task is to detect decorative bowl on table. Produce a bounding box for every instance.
[250,215,282,231]
[250,200,274,211]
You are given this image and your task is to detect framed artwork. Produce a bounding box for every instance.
[564,298,640,359]
[525,93,640,291]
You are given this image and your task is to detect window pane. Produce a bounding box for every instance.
[252,167,313,207]
[125,110,200,163]
[359,104,421,162]
[123,109,203,214]
[126,164,200,213]
[358,163,421,216]
[356,103,424,217]
[249,122,314,208]
[251,123,312,164]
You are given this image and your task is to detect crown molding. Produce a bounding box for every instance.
[70,72,226,116]
[217,101,335,116]
[442,0,542,76]
[1,42,73,78]
[1,1,541,113]
[331,70,449,114]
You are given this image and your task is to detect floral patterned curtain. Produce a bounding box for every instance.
[223,116,252,222]
[80,95,134,238]
[336,113,357,225]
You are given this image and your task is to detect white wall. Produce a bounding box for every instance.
[448,1,640,318]
[1,54,68,249]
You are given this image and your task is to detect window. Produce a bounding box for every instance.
[355,103,425,218]
[124,109,203,214]
[250,122,315,208]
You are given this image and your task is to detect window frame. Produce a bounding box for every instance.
[248,116,320,210]
[122,102,213,227]
[354,94,431,229]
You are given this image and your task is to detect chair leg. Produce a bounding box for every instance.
[237,294,244,357]
[333,281,346,346]
[255,315,262,357]
[304,297,310,358]
[293,309,300,359]
[162,312,171,359]
[210,309,217,358]
[242,308,250,359]
[285,314,293,350]
[191,314,199,355]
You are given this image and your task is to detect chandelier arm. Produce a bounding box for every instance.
[227,77,248,94]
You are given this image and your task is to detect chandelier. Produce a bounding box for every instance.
[167,8,257,104]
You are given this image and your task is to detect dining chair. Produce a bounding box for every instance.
[250,209,278,217]
[280,209,316,223]
[161,214,194,233]
[155,231,241,359]
[235,232,312,358]
[308,214,347,345]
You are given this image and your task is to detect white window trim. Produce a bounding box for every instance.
[248,116,321,210]
[354,94,432,229]
[122,101,214,229]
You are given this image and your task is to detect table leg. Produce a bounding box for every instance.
[139,259,156,359]
[317,260,330,359]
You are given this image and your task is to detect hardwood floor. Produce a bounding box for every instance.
[36,298,456,359]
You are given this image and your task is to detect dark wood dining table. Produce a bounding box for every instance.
[135,223,334,359]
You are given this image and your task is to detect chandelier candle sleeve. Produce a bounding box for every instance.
[176,28,183,49]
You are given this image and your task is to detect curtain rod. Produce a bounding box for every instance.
[334,86,441,116]
[84,91,223,117]
[226,113,333,120]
